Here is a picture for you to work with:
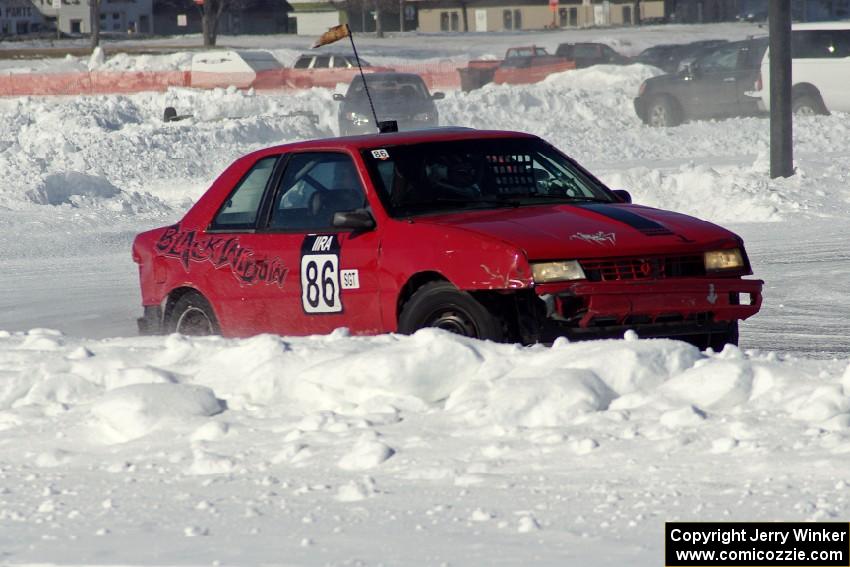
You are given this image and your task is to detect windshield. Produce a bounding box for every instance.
[347,75,430,102]
[362,138,614,217]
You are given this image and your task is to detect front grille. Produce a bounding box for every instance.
[580,255,705,282]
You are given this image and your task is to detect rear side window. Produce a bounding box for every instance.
[293,56,311,69]
[793,30,850,58]
[211,156,277,230]
[314,55,331,68]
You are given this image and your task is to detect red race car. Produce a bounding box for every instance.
[133,128,762,349]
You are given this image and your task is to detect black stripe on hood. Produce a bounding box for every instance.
[578,204,674,236]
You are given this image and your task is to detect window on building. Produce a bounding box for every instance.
[559,8,568,27]
[503,9,512,29]
[440,11,449,31]
[623,6,632,24]
[569,7,577,26]
[513,9,521,29]
[70,19,81,33]
[450,11,459,31]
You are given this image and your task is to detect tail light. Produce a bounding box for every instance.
[638,81,646,96]
[755,71,762,91]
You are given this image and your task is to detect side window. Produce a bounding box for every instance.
[314,55,331,68]
[836,30,850,57]
[211,156,278,230]
[293,56,311,69]
[792,30,845,59]
[269,153,366,231]
[699,45,740,71]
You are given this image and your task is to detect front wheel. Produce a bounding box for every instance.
[167,291,220,336]
[398,281,504,341]
[645,96,681,127]
[694,321,739,352]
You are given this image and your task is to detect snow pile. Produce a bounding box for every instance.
[92,383,224,443]
[1,328,848,437]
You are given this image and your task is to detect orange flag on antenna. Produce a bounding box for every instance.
[312,24,350,48]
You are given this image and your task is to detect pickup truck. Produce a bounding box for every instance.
[459,46,575,91]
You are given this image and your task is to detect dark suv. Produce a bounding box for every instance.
[333,73,444,136]
[634,37,768,127]
[555,43,629,68]
[633,40,728,73]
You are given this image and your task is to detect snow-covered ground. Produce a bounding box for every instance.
[1,24,850,566]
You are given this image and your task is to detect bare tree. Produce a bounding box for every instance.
[460,0,468,31]
[90,0,101,48]
[374,0,383,37]
[198,0,230,47]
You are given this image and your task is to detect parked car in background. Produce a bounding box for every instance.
[334,73,444,136]
[634,37,768,127]
[554,42,630,68]
[746,22,850,115]
[133,128,762,348]
[634,39,729,73]
[458,45,575,91]
[493,45,575,84]
[293,53,372,69]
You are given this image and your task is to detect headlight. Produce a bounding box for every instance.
[704,249,745,271]
[413,112,434,121]
[344,112,370,125]
[531,261,586,283]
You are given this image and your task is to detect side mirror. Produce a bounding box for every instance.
[332,93,345,101]
[612,189,632,203]
[431,92,445,100]
[332,208,375,230]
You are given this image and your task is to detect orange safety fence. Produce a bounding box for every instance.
[0,59,572,97]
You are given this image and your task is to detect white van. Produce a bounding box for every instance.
[748,22,850,114]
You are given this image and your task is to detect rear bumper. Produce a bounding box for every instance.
[633,95,648,121]
[533,277,762,341]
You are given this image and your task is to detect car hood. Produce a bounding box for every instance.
[415,203,740,260]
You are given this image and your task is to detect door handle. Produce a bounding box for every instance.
[723,77,736,82]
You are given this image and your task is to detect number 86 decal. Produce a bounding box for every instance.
[302,255,340,313]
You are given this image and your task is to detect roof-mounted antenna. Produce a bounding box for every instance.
[313,23,388,134]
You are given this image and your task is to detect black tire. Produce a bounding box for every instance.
[167,291,220,336]
[645,95,681,127]
[689,321,738,352]
[398,281,504,341]
[792,94,827,116]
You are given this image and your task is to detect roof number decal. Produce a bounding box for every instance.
[371,149,390,160]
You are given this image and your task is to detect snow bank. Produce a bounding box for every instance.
[1,329,847,439]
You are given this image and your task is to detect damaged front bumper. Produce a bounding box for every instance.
[531,277,763,342]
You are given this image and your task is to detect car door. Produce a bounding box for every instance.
[202,154,291,336]
[259,151,383,336]
[685,44,743,118]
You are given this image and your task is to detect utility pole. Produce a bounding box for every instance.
[769,0,793,178]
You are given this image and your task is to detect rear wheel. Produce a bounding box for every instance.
[167,291,220,336]
[792,94,827,116]
[645,96,681,127]
[398,281,504,341]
